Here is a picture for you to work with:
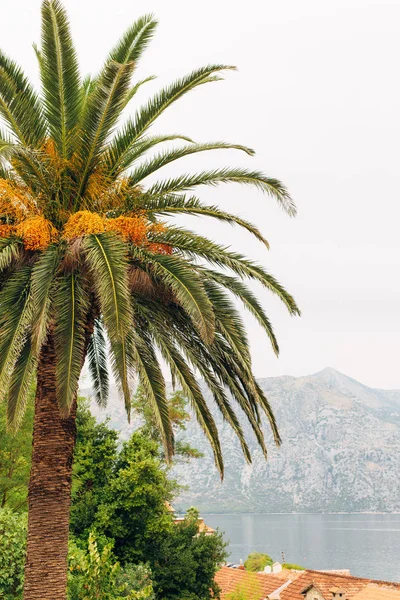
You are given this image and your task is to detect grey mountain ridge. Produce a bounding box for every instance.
[81,367,400,513]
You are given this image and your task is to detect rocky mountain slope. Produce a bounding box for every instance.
[82,368,400,513]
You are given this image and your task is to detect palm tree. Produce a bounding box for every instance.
[0,2,299,598]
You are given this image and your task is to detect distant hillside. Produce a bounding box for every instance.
[81,367,400,513]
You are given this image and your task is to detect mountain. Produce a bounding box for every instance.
[82,368,400,513]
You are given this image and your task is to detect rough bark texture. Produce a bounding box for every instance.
[23,333,76,600]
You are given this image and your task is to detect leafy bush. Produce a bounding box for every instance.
[67,533,153,600]
[244,552,273,572]
[0,509,27,599]
[282,562,304,570]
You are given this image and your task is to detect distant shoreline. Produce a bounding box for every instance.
[187,511,400,516]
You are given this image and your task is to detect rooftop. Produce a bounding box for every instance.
[215,566,400,600]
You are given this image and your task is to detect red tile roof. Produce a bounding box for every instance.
[280,570,400,600]
[215,566,292,599]
[215,567,400,600]
[352,584,400,600]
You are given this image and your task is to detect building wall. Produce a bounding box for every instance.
[304,588,325,600]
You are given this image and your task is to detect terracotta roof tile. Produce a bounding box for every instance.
[279,570,400,600]
[352,584,400,599]
[215,566,290,599]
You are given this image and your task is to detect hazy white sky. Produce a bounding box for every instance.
[3,0,400,388]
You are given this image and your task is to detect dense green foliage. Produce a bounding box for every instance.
[244,552,273,572]
[68,534,154,600]
[71,402,176,561]
[70,403,227,597]
[0,509,27,599]
[0,394,33,511]
[150,508,226,600]
[0,399,227,599]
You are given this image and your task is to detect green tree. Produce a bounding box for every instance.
[68,533,154,600]
[132,387,203,460]
[146,508,227,600]
[0,2,299,596]
[70,402,119,538]
[0,393,33,511]
[87,432,176,565]
[71,412,225,599]
[244,552,273,572]
[0,509,27,599]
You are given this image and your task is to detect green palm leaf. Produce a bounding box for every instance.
[106,133,195,177]
[40,0,81,157]
[87,319,109,408]
[54,271,89,414]
[133,248,215,343]
[131,330,174,459]
[107,14,158,64]
[6,336,36,430]
[0,51,46,146]
[108,335,133,417]
[108,64,235,165]
[142,195,270,247]
[146,225,299,315]
[84,233,132,341]
[76,60,134,200]
[147,167,296,216]
[154,332,224,474]
[0,240,20,273]
[30,244,63,356]
[206,269,280,355]
[128,141,255,185]
[0,267,33,398]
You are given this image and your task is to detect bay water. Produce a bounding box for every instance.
[205,513,400,582]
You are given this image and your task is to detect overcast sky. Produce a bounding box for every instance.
[3,0,400,388]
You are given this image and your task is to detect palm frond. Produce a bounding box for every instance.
[0,267,33,398]
[79,75,97,119]
[84,233,132,340]
[137,299,255,468]
[128,141,255,185]
[123,75,156,108]
[107,14,158,64]
[147,167,296,216]
[30,244,63,356]
[253,379,282,446]
[206,269,280,355]
[40,0,81,157]
[132,248,215,343]
[106,133,195,177]
[145,225,299,316]
[87,319,109,408]
[108,335,133,417]
[76,61,134,200]
[54,271,89,415]
[0,240,20,273]
[131,329,174,459]
[203,279,251,367]
[154,331,224,474]
[110,65,235,160]
[142,195,270,247]
[0,50,46,146]
[6,336,36,430]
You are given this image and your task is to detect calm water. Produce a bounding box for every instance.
[205,513,400,582]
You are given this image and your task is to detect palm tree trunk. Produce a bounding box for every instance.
[23,333,78,600]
